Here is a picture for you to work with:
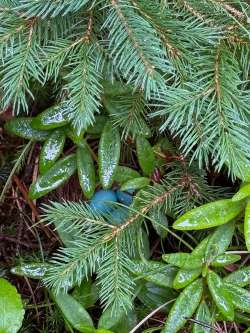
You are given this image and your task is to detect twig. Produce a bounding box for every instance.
[0,140,33,202]
[185,318,222,332]
[31,155,39,222]
[13,175,39,220]
[129,299,175,333]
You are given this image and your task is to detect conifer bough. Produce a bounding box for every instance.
[1,1,250,332]
[0,0,249,179]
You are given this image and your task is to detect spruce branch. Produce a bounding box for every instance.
[110,183,184,240]
[42,200,112,231]
[219,2,246,20]
[43,224,109,292]
[0,140,34,202]
[104,91,149,139]
[151,40,250,177]
[16,0,91,18]
[41,160,227,309]
[97,239,135,311]
[63,44,103,133]
[103,0,173,98]
[130,0,181,59]
[1,19,44,113]
[0,14,26,52]
[42,13,94,81]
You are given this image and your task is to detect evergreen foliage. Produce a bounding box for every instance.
[0,0,250,331]
[0,0,249,176]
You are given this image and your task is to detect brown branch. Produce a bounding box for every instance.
[228,35,250,45]
[181,0,207,22]
[83,14,93,43]
[107,181,186,240]
[13,175,39,220]
[214,47,221,98]
[130,0,180,58]
[219,2,246,20]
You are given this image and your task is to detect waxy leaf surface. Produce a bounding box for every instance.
[39,129,65,174]
[161,279,203,333]
[173,199,243,230]
[77,144,96,199]
[29,154,77,199]
[0,278,25,333]
[99,123,120,189]
[136,135,155,176]
[207,271,234,321]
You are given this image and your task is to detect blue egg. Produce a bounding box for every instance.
[116,189,134,206]
[108,207,129,225]
[89,190,117,214]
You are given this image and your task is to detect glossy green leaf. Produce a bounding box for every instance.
[98,123,120,189]
[98,306,123,330]
[4,117,50,141]
[86,116,108,135]
[28,154,77,199]
[51,291,94,333]
[173,268,201,289]
[162,253,191,268]
[72,279,98,309]
[232,183,250,201]
[244,200,250,251]
[172,236,210,289]
[77,145,96,199]
[136,135,155,176]
[211,254,241,267]
[32,105,68,130]
[98,306,136,333]
[0,278,25,333]
[192,236,210,256]
[138,281,176,312]
[120,177,150,191]
[174,236,210,289]
[113,166,140,185]
[207,271,234,321]
[223,267,250,287]
[173,199,244,230]
[193,300,213,333]
[11,263,49,279]
[39,129,66,174]
[224,282,250,313]
[96,330,114,333]
[204,221,235,263]
[132,260,178,288]
[162,253,203,269]
[162,279,203,333]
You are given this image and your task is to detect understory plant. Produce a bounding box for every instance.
[0,0,250,332]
